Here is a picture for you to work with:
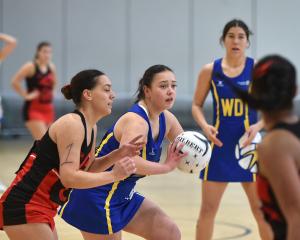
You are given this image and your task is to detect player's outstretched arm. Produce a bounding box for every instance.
[0,33,17,61]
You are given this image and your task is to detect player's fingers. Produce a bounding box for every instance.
[211,135,223,147]
[129,134,144,144]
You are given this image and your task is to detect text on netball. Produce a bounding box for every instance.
[177,137,204,154]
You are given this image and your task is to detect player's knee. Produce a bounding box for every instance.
[155,221,181,240]
[249,203,264,221]
[200,201,219,217]
[167,222,181,240]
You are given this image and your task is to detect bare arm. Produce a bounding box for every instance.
[54,115,133,189]
[259,131,300,240]
[192,63,222,147]
[0,33,17,61]
[11,62,38,100]
[117,113,184,176]
[49,63,58,89]
[88,133,144,173]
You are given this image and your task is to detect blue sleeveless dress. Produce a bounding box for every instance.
[59,104,166,234]
[200,57,258,182]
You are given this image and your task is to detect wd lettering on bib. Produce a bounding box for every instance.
[221,98,244,117]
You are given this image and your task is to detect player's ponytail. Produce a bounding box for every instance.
[61,84,72,100]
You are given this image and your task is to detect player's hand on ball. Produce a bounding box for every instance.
[112,157,136,181]
[164,141,187,172]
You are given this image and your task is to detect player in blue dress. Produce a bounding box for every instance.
[192,19,273,239]
[60,65,186,240]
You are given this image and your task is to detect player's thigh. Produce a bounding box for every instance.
[124,198,180,239]
[4,223,56,240]
[201,181,228,208]
[81,230,122,240]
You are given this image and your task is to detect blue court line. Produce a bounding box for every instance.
[214,221,252,240]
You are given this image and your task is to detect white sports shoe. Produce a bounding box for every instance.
[0,181,7,193]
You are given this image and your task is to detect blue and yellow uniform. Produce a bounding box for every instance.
[59,104,166,234]
[200,57,257,182]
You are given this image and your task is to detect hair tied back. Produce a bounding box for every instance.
[61,84,73,100]
[254,60,273,79]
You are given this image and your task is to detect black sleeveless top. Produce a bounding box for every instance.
[257,120,300,240]
[25,62,54,104]
[8,110,94,206]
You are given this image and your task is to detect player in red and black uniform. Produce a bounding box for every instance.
[257,118,300,240]
[1,69,143,240]
[23,62,55,123]
[12,42,57,140]
[229,55,300,240]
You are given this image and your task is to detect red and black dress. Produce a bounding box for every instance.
[257,121,300,240]
[23,63,55,124]
[0,110,93,230]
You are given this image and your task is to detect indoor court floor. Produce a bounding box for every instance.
[0,137,260,240]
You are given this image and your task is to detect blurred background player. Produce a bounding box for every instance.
[60,64,186,240]
[191,19,272,240]
[11,41,58,140]
[0,69,143,240]
[0,33,17,193]
[0,33,17,64]
[229,55,300,240]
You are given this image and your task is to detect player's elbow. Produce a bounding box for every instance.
[60,172,77,189]
[191,103,202,118]
[60,177,73,189]
[11,78,18,89]
[10,38,17,48]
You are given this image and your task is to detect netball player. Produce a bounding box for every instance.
[192,19,272,239]
[229,55,300,240]
[11,42,58,140]
[0,69,144,240]
[60,64,186,240]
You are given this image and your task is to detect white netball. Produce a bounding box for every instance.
[235,132,262,173]
[175,131,211,174]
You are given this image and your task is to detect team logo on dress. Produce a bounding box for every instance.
[149,147,156,156]
[125,188,136,200]
[237,80,250,86]
[216,80,224,87]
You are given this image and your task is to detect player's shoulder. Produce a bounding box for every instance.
[53,113,85,133]
[259,129,295,158]
[22,61,35,70]
[116,111,148,130]
[123,111,146,122]
[200,62,214,73]
[163,109,176,121]
[163,110,180,128]
[263,129,295,145]
[49,62,56,71]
